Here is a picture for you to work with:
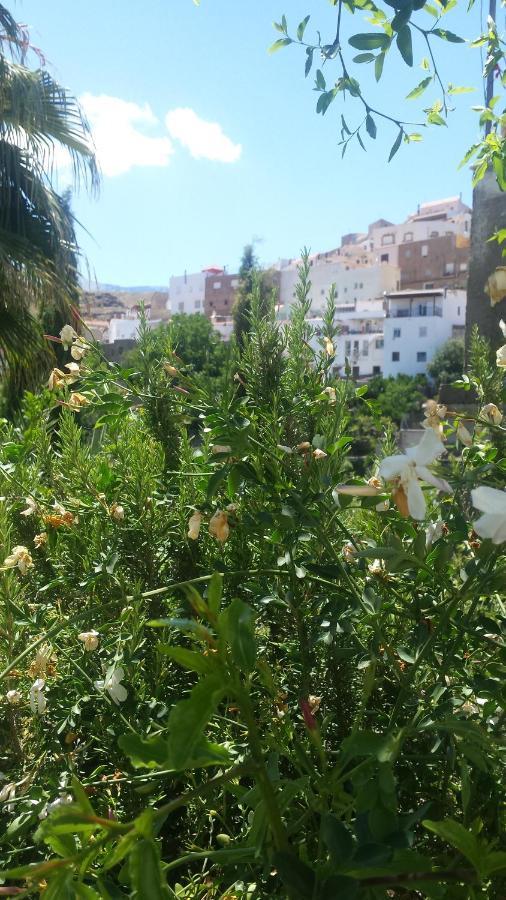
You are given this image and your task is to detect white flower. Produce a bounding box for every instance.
[78,630,99,652]
[375,499,390,512]
[65,361,80,376]
[2,545,33,575]
[323,386,336,404]
[378,429,450,521]
[110,503,125,522]
[426,520,444,547]
[500,319,506,338]
[342,542,358,563]
[94,667,127,704]
[39,793,73,820]
[60,324,77,350]
[187,510,202,540]
[68,392,89,410]
[479,403,503,426]
[70,338,88,361]
[29,678,47,715]
[6,690,22,705]
[209,510,230,543]
[277,444,293,454]
[471,485,506,544]
[20,497,37,517]
[312,448,327,460]
[497,344,506,367]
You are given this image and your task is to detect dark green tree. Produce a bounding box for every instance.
[233,244,275,346]
[427,338,465,388]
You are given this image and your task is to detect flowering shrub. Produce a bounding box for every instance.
[0,259,505,898]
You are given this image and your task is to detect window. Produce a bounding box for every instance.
[404,249,412,258]
[421,244,428,257]
[375,338,384,349]
[353,340,359,354]
[404,231,413,242]
[344,287,348,293]
[345,340,351,356]
[465,220,469,231]
[382,233,394,245]
[194,300,201,310]
[213,281,221,289]
[457,306,461,316]
[424,282,434,289]
[352,366,360,377]
[430,230,439,238]
[178,302,184,312]
[444,262,455,275]
[231,278,239,287]
[418,304,427,316]
[362,341,369,356]
[417,351,427,362]
[393,328,401,339]
[459,262,467,272]
[392,352,400,362]
[419,326,427,337]
[373,365,381,375]
[321,288,325,295]
[380,253,389,262]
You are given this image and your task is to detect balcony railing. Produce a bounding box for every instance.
[386,306,443,318]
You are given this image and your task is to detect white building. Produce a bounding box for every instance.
[383,288,466,378]
[308,306,386,378]
[168,270,209,315]
[108,315,161,343]
[277,258,399,320]
[347,196,471,267]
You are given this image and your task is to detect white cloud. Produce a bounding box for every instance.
[165,108,242,163]
[79,93,174,177]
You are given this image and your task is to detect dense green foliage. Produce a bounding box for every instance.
[0,260,505,898]
[427,339,466,389]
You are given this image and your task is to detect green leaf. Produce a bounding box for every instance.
[273,851,316,897]
[315,68,326,90]
[118,734,169,769]
[388,129,403,161]
[353,52,375,63]
[365,113,377,139]
[396,26,413,66]
[357,130,367,152]
[207,465,229,498]
[268,37,292,54]
[317,90,336,115]
[406,76,432,99]
[157,644,214,675]
[349,32,391,51]
[375,52,385,81]
[482,851,506,877]
[423,819,482,874]
[129,839,166,900]
[321,814,354,865]
[297,15,310,41]
[305,47,314,77]
[431,28,465,43]
[219,598,256,673]
[71,777,95,817]
[341,114,351,135]
[447,84,475,95]
[167,676,225,770]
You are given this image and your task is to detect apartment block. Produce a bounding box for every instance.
[383,288,466,378]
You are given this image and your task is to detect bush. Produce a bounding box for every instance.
[0,257,505,899]
[427,338,465,389]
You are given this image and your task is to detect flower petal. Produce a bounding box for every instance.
[408,429,444,466]
[406,477,427,521]
[333,484,380,496]
[473,512,506,544]
[378,455,406,480]
[471,486,506,515]
[111,683,128,704]
[416,466,452,493]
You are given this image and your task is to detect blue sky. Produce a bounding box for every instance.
[18,0,484,286]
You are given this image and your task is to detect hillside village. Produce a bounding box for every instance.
[83,195,470,377]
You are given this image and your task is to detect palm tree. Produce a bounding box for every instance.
[0,3,98,405]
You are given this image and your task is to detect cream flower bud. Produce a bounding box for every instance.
[2,545,33,574]
[209,510,230,543]
[457,422,473,446]
[78,630,99,652]
[20,497,37,517]
[33,533,48,549]
[110,503,125,522]
[6,690,22,705]
[163,362,178,376]
[68,392,89,410]
[323,386,336,403]
[70,338,87,361]
[480,403,503,426]
[211,445,232,455]
[60,324,77,350]
[323,337,334,356]
[187,511,202,540]
[296,441,311,452]
[496,344,506,367]
[312,448,327,460]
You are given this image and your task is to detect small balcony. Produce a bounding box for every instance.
[386,305,443,318]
